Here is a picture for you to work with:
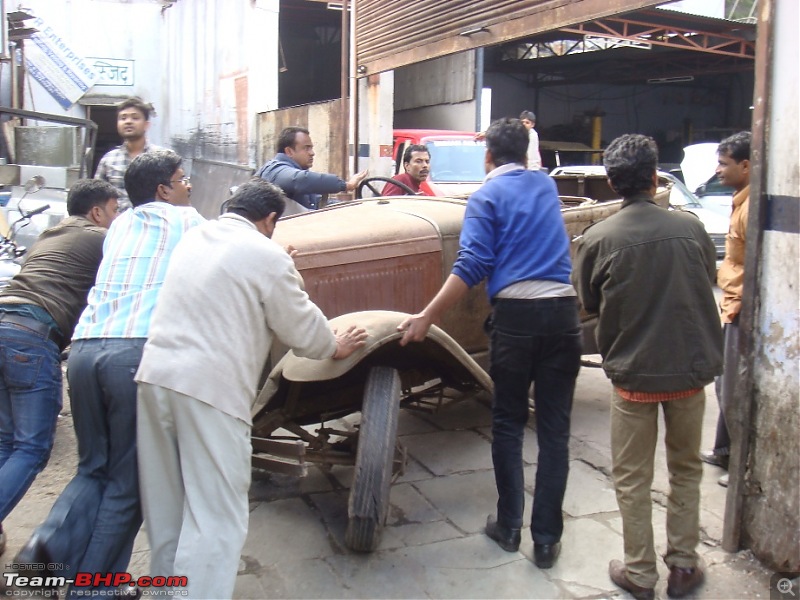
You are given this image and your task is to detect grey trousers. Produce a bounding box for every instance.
[137,382,251,600]
[712,321,740,456]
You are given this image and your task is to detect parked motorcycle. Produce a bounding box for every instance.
[0,176,49,290]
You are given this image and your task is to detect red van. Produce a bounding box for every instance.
[392,129,486,198]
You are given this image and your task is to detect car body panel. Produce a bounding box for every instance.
[694,173,734,218]
[252,310,494,430]
[273,198,491,354]
[258,193,619,429]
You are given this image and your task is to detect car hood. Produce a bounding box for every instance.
[680,143,719,192]
[428,181,483,199]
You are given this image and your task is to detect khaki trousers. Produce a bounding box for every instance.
[610,389,705,588]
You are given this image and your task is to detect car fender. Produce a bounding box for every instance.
[252,310,492,420]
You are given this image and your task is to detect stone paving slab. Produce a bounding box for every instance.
[411,393,493,431]
[243,498,331,564]
[527,517,624,593]
[412,470,500,534]
[386,481,445,525]
[561,460,620,517]
[1,362,779,600]
[395,536,561,599]
[404,429,494,476]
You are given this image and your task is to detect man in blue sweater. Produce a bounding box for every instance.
[399,117,581,569]
[256,126,367,215]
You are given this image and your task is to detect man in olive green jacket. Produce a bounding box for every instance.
[572,134,722,600]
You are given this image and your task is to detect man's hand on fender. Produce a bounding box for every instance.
[331,325,368,359]
[397,312,433,346]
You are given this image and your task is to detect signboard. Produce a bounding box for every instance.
[25,17,98,109]
[87,58,135,87]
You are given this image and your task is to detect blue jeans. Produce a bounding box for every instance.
[33,338,145,592]
[0,323,62,522]
[487,297,582,545]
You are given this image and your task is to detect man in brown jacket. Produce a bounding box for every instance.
[700,131,751,487]
[0,180,119,555]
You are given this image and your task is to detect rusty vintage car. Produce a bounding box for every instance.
[247,176,640,553]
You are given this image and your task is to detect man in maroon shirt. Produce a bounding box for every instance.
[382,144,431,196]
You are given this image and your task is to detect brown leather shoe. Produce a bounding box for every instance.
[667,565,705,598]
[608,559,655,600]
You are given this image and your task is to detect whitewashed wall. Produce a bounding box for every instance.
[161,0,278,166]
[17,0,279,167]
[20,0,164,142]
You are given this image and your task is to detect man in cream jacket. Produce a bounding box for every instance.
[135,179,367,599]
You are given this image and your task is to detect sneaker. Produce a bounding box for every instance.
[718,473,729,487]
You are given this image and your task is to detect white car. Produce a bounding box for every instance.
[681,142,734,218]
[661,172,728,267]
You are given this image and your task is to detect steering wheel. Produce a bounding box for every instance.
[356,176,417,199]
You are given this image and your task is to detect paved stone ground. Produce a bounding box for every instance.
[2,362,776,599]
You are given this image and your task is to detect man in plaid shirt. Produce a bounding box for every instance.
[95,97,164,211]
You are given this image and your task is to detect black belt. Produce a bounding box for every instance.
[0,312,63,347]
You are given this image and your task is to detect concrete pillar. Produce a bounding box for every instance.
[357,71,394,178]
[726,0,800,571]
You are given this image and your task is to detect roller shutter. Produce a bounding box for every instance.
[355,0,663,76]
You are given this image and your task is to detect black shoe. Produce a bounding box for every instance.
[700,450,729,470]
[14,533,54,580]
[484,515,521,552]
[533,542,561,569]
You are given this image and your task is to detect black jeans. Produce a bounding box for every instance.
[487,297,581,545]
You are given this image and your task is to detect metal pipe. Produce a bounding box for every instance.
[474,48,483,132]
[0,0,8,61]
[340,0,349,181]
[352,0,359,176]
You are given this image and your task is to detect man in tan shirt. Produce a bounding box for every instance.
[700,131,751,487]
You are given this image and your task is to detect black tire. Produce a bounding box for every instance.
[345,366,401,552]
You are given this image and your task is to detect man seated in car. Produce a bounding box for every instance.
[382,144,432,196]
